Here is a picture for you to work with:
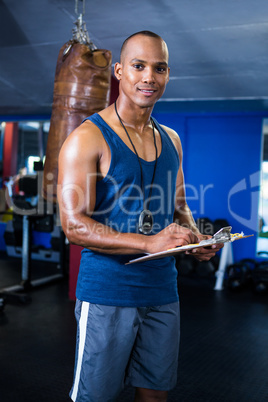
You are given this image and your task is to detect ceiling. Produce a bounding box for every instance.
[1,0,268,117]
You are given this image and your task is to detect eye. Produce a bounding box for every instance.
[133,63,144,70]
[156,67,167,73]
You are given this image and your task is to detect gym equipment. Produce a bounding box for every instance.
[252,261,268,294]
[42,3,112,202]
[1,170,66,312]
[0,296,5,314]
[214,240,234,290]
[4,215,60,263]
[226,261,252,291]
[4,168,60,262]
[224,257,268,294]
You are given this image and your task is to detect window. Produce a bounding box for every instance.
[257,120,268,257]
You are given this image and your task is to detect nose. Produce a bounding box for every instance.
[142,67,155,84]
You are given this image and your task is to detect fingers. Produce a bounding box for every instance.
[187,242,225,261]
[197,234,212,242]
[150,224,223,255]
[167,223,199,246]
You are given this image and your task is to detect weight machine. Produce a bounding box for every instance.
[0,166,67,311]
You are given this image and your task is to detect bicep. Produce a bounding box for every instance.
[57,133,99,225]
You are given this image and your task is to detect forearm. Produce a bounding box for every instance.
[173,203,201,236]
[62,214,148,255]
[61,211,200,256]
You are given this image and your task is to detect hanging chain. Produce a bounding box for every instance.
[75,0,86,16]
[72,0,97,49]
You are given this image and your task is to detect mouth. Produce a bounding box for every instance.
[138,88,157,96]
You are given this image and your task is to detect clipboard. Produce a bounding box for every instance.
[126,226,254,265]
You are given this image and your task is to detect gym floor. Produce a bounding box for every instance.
[0,252,268,402]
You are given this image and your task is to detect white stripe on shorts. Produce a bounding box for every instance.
[71,301,90,401]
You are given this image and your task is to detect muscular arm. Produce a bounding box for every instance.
[173,164,200,234]
[57,121,198,255]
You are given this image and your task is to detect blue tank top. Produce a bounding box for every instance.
[76,113,180,307]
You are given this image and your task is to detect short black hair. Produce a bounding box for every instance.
[120,31,163,61]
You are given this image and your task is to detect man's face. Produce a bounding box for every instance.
[115,35,170,108]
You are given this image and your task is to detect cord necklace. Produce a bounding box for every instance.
[114,101,158,234]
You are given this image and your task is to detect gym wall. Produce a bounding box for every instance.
[153,107,265,262]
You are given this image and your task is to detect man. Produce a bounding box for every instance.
[58,31,222,402]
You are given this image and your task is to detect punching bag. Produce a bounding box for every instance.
[43,39,112,202]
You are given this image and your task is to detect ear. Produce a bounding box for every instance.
[166,67,170,84]
[114,62,123,80]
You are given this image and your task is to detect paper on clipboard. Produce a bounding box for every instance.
[126,226,254,265]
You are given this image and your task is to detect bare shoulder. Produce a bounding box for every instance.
[59,118,105,161]
[160,124,183,158]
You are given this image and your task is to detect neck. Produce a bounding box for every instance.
[114,98,153,133]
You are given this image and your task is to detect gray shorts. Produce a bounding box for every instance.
[70,300,180,402]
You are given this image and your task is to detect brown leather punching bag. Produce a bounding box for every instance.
[42,39,112,202]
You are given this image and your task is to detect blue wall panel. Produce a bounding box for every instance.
[153,110,265,261]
